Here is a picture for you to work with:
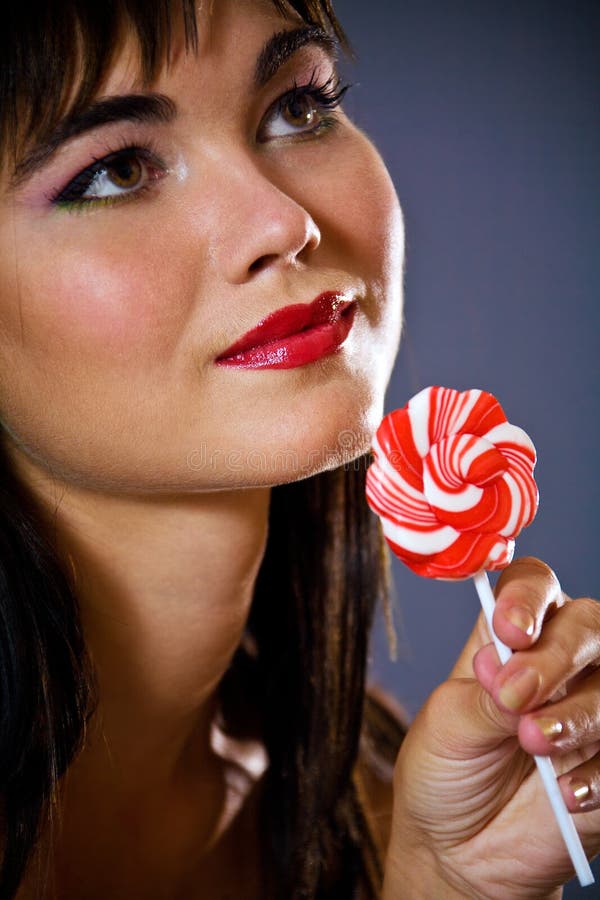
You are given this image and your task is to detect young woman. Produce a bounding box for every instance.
[0,1,598,897]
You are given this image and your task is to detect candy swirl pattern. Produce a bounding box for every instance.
[366,386,539,579]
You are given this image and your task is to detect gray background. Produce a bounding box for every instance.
[337,1,600,895]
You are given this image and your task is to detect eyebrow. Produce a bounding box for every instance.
[11,94,176,188]
[10,25,337,188]
[255,25,337,88]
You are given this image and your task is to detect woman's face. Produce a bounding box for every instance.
[0,0,404,493]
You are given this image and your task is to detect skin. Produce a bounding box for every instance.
[0,1,598,897]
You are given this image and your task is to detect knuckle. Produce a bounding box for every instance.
[575,596,600,629]
[497,556,563,609]
[512,556,560,586]
[537,626,575,685]
[566,597,600,660]
[477,687,513,733]
[562,703,597,748]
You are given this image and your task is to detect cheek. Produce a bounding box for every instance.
[310,130,405,326]
[325,132,405,359]
[323,131,403,260]
[9,242,193,368]
[0,221,201,468]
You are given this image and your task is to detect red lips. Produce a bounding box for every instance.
[215,291,356,370]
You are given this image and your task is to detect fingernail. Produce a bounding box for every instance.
[505,606,535,636]
[533,717,564,742]
[569,780,590,807]
[498,667,541,711]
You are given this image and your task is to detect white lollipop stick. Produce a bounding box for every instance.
[473,570,594,888]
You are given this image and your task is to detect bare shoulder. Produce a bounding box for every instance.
[354,683,410,855]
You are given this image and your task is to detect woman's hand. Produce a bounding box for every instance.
[383,557,600,900]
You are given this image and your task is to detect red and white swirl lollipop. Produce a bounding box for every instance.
[366,385,538,579]
[366,386,593,887]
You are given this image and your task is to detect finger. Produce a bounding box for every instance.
[492,557,565,651]
[472,642,502,693]
[449,610,494,679]
[558,751,600,813]
[491,597,600,714]
[518,668,600,756]
[451,557,566,681]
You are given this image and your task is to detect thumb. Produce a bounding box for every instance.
[411,674,519,762]
[395,675,528,840]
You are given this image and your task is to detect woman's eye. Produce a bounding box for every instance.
[89,154,144,196]
[259,75,351,142]
[54,147,164,208]
[266,93,324,138]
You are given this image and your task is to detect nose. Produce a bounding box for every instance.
[209,157,321,284]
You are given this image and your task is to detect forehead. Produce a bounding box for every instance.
[101,0,299,96]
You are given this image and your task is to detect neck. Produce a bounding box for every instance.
[17,460,271,789]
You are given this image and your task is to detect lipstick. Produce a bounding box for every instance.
[215,291,356,370]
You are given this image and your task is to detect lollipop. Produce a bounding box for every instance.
[367,386,593,887]
[366,385,538,579]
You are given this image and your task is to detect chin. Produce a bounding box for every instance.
[239,396,382,488]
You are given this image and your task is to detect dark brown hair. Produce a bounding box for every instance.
[0,2,403,897]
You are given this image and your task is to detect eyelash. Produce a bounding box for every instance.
[260,70,351,141]
[51,139,165,212]
[51,72,352,212]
